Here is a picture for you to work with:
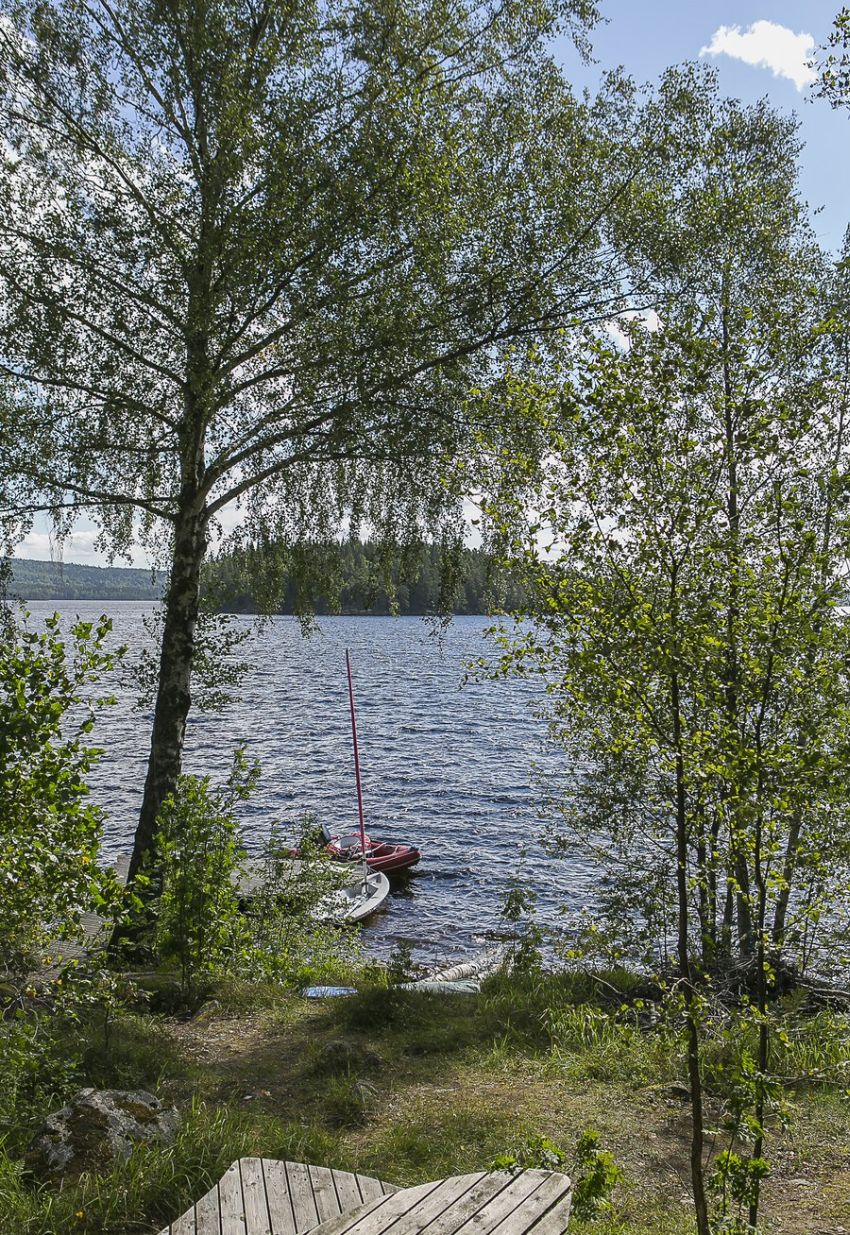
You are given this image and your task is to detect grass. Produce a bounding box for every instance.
[1,970,849,1233]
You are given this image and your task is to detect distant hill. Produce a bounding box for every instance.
[9,558,164,601]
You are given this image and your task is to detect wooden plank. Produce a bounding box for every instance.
[414,1173,515,1235]
[263,1159,297,1235]
[355,1174,385,1204]
[512,1176,572,1235]
[196,1183,223,1235]
[161,1159,400,1235]
[306,1193,393,1235]
[332,1169,367,1214]
[338,1181,445,1235]
[240,1158,272,1235]
[293,1184,442,1235]
[170,1207,198,1235]
[219,1160,247,1235]
[367,1174,487,1235]
[447,1173,549,1235]
[308,1164,345,1225]
[310,1177,474,1235]
[484,1174,572,1235]
[286,1161,321,1232]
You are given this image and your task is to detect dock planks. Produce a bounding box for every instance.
[158,1161,397,1235]
[158,1162,572,1235]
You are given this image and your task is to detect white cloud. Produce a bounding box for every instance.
[12,529,149,567]
[700,20,816,92]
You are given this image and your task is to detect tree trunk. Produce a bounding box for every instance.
[669,559,710,1235]
[720,297,753,960]
[128,496,208,881]
[672,688,710,1235]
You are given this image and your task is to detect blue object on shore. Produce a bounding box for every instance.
[302,985,358,998]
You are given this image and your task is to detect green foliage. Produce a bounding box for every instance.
[0,609,146,1159]
[490,1132,567,1172]
[152,753,257,999]
[490,1130,620,1222]
[0,968,142,1155]
[386,940,418,986]
[0,0,623,886]
[501,883,544,975]
[570,1130,622,1222]
[0,1004,80,1156]
[0,610,123,980]
[243,821,359,987]
[151,771,358,999]
[479,68,850,1235]
[709,1150,770,1233]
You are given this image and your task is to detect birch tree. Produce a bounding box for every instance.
[478,76,850,1231]
[0,0,631,876]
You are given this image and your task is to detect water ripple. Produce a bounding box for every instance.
[26,602,595,960]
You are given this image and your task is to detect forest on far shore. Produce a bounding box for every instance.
[203,541,523,615]
[10,543,521,615]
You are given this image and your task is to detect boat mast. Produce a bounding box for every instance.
[345,649,368,884]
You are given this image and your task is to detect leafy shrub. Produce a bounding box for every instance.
[152,752,257,999]
[152,771,360,999]
[244,819,358,986]
[490,1129,619,1221]
[0,611,123,981]
[490,1133,568,1172]
[570,1130,621,1221]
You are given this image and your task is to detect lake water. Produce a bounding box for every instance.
[26,601,596,966]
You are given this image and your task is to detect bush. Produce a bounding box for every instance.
[151,768,360,1001]
[152,752,258,1000]
[0,610,123,981]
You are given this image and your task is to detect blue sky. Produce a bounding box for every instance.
[554,2,849,253]
[15,3,850,566]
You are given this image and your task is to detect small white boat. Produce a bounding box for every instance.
[237,857,389,925]
[317,864,390,924]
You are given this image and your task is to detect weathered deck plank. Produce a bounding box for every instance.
[417,1171,515,1235]
[308,1164,344,1224]
[240,1158,272,1235]
[366,1173,488,1235]
[195,1183,222,1235]
[483,1173,571,1235]
[287,1160,321,1231]
[219,1160,246,1235]
[262,1160,296,1235]
[332,1168,367,1214]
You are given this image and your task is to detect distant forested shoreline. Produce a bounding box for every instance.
[204,541,523,615]
[9,544,522,614]
[8,558,164,601]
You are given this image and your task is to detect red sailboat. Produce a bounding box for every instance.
[323,650,421,877]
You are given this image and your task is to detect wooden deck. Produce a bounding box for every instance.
[159,1161,572,1235]
[158,1160,397,1235]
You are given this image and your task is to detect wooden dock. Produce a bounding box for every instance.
[158,1160,573,1235]
[159,1160,396,1235]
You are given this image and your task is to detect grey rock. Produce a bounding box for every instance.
[28,1088,179,1175]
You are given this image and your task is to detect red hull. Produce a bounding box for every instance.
[325,831,421,874]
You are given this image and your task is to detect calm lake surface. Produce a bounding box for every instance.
[27,601,595,965]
